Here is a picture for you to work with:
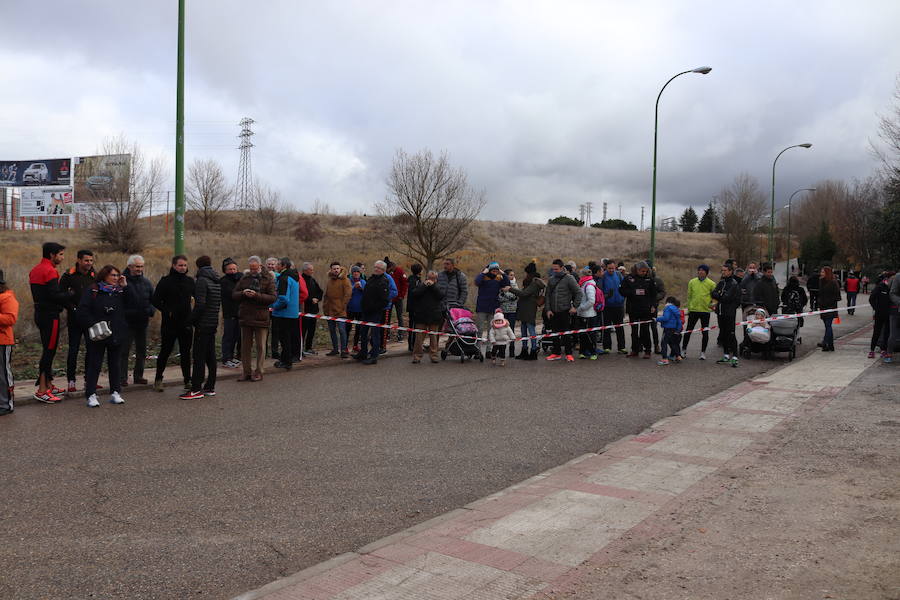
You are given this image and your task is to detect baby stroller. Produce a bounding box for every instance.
[739,307,799,361]
[441,307,484,363]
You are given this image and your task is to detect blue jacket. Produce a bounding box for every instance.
[385,273,398,310]
[656,303,682,331]
[600,271,624,307]
[473,272,511,313]
[348,278,366,313]
[271,272,300,318]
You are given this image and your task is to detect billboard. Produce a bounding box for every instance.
[0,158,72,187]
[18,187,74,216]
[73,154,131,203]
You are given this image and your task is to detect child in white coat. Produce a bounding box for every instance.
[487,308,516,366]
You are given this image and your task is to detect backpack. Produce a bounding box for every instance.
[784,288,803,314]
[585,281,605,312]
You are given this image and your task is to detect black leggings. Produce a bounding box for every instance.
[872,316,889,351]
[682,311,711,352]
[718,309,738,356]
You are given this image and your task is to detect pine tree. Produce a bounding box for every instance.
[698,203,721,233]
[679,206,698,232]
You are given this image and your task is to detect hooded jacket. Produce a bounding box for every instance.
[29,258,70,319]
[233,270,277,328]
[152,268,196,325]
[323,267,352,318]
[122,267,155,326]
[599,270,624,307]
[818,278,841,311]
[545,270,582,313]
[77,283,127,345]
[0,289,19,346]
[487,314,516,345]
[656,303,682,331]
[190,266,223,333]
[740,272,761,306]
[302,272,324,314]
[510,276,544,323]
[780,282,808,314]
[577,276,598,318]
[869,279,895,318]
[271,269,300,319]
[390,266,408,300]
[474,271,511,314]
[409,281,445,324]
[348,276,366,313]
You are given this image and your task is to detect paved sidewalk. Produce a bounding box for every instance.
[232,325,898,600]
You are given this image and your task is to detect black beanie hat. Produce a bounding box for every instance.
[222,257,236,271]
[524,262,537,275]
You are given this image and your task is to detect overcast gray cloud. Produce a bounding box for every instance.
[2,0,898,226]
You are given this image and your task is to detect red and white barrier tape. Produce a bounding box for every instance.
[297,303,869,344]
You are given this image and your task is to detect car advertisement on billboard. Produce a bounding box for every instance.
[0,158,72,187]
[73,154,131,202]
[18,187,74,216]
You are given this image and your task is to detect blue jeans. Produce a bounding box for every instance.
[359,311,383,359]
[821,313,835,347]
[661,328,682,359]
[327,320,348,352]
[520,322,537,350]
[846,292,857,314]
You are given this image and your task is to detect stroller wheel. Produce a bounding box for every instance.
[460,353,465,363]
[441,351,447,360]
[478,352,484,363]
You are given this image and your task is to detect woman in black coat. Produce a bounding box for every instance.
[409,270,445,363]
[817,266,841,352]
[78,265,128,407]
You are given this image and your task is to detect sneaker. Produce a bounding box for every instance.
[885,355,894,363]
[325,350,340,356]
[699,352,706,361]
[153,379,164,392]
[716,355,731,364]
[589,354,598,361]
[565,354,575,362]
[109,392,125,405]
[867,351,875,358]
[95,383,104,390]
[303,350,317,357]
[578,353,588,359]
[731,358,739,368]
[352,345,361,353]
[67,380,77,393]
[617,348,628,355]
[545,354,562,361]
[179,390,203,400]
[378,348,387,355]
[340,351,350,359]
[657,359,670,366]
[34,391,62,404]
[674,356,683,363]
[362,358,378,365]
[626,352,639,358]
[50,385,66,395]
[273,361,293,370]
[86,394,100,408]
[643,352,651,359]
[183,380,191,391]
[134,377,148,385]
[203,390,216,397]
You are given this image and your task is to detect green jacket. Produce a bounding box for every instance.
[686,276,716,313]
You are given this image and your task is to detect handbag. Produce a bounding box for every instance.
[88,321,113,342]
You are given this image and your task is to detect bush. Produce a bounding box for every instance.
[293,214,325,242]
[548,215,584,226]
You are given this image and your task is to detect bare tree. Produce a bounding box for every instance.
[186,158,231,230]
[873,75,900,176]
[376,149,486,269]
[253,180,288,235]
[86,134,166,253]
[832,176,886,266]
[718,173,768,267]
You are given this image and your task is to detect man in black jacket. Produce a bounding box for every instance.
[152,255,195,391]
[219,258,242,368]
[182,256,221,400]
[356,260,391,365]
[752,263,780,316]
[620,261,657,358]
[301,262,323,356]
[712,262,742,367]
[29,241,72,402]
[59,249,95,391]
[120,254,154,386]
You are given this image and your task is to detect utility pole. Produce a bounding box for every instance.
[602,202,608,222]
[578,203,586,224]
[710,196,717,234]
[640,206,645,231]
[585,201,593,226]
[236,117,255,209]
[174,0,185,255]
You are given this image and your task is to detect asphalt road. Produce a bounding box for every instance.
[0,310,868,600]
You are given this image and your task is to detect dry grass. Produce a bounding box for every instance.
[0,213,727,345]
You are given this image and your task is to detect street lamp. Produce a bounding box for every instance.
[784,187,816,282]
[769,143,812,265]
[649,65,712,266]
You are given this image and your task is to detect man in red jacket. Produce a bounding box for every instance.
[844,271,860,316]
[29,242,72,403]
[386,258,408,342]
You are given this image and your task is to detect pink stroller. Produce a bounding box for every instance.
[441,307,485,363]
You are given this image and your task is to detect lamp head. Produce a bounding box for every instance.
[799,143,812,148]
[692,66,712,74]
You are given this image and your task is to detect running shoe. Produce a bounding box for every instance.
[203,390,216,397]
[179,390,203,400]
[86,394,100,408]
[34,391,61,404]
[545,354,562,361]
[110,392,125,404]
[565,355,575,362]
[657,359,670,366]
[699,352,706,360]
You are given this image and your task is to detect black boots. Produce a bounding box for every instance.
[515,344,528,359]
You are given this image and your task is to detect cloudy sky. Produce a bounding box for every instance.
[3,0,899,225]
